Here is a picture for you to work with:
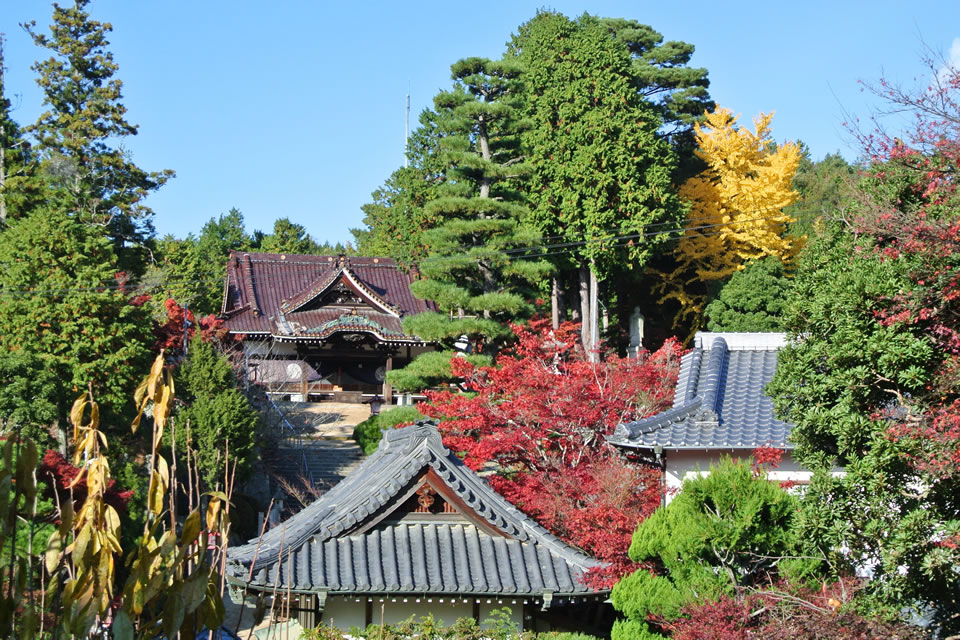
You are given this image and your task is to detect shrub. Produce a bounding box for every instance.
[352,406,424,455]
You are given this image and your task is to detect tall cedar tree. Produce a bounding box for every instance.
[657,107,801,336]
[511,13,683,359]
[391,58,551,391]
[768,54,960,631]
[419,319,681,585]
[24,0,173,270]
[0,209,151,447]
[0,35,44,225]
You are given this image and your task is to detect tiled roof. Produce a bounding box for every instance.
[237,523,592,596]
[608,332,793,451]
[226,421,604,597]
[221,252,435,344]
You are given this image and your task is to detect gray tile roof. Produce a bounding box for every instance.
[227,421,604,596]
[608,332,793,451]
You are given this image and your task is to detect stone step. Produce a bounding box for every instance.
[266,440,365,507]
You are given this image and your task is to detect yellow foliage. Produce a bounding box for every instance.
[659,107,803,333]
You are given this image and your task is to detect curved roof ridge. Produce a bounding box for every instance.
[230,421,602,575]
[696,337,728,420]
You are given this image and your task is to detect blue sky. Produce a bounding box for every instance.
[3,1,959,246]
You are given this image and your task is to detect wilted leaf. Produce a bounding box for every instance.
[70,394,87,430]
[45,531,63,573]
[206,497,222,533]
[148,471,166,515]
[181,510,202,548]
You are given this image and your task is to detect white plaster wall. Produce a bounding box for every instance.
[322,597,367,631]
[663,450,815,503]
[318,597,523,632]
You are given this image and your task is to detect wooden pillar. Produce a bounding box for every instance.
[296,593,317,628]
[383,355,393,405]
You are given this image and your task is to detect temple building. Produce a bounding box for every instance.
[221,252,436,403]
[225,421,610,634]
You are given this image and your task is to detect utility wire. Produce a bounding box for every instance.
[0,205,817,299]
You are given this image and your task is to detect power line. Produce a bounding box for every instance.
[0,206,819,299]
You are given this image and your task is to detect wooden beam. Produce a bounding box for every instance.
[384,355,393,405]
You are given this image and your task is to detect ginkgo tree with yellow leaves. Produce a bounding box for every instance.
[658,107,802,334]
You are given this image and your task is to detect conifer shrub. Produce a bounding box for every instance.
[352,406,424,455]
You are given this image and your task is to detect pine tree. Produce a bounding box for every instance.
[24,0,173,267]
[390,58,551,391]
[353,109,450,265]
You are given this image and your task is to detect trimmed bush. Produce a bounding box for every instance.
[352,406,424,455]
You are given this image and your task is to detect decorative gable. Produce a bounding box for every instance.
[281,265,400,318]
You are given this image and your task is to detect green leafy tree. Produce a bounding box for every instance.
[0,208,151,447]
[187,207,253,313]
[176,336,259,487]
[786,148,857,236]
[259,216,321,254]
[767,220,957,625]
[704,256,792,332]
[512,13,683,357]
[24,0,173,268]
[611,458,818,640]
[393,58,551,390]
[145,233,205,314]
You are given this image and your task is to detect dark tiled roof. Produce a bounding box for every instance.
[609,333,793,451]
[221,252,435,344]
[226,421,604,596]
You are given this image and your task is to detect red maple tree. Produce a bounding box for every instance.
[153,298,230,356]
[37,449,133,517]
[418,319,682,586]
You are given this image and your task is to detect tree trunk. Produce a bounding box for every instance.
[579,266,591,354]
[557,271,567,323]
[477,120,491,200]
[551,275,560,330]
[0,38,7,224]
[589,261,599,363]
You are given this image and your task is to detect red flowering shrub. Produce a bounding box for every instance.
[419,319,682,586]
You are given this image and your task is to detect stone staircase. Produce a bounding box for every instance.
[261,402,371,510]
[267,439,365,495]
